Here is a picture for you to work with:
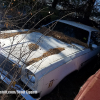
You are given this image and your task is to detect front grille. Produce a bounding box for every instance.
[0,54,20,80]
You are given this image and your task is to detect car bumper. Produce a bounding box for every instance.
[0,72,38,100]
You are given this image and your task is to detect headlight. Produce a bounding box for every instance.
[28,75,35,83]
[25,69,35,83]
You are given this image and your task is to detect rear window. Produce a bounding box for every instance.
[46,22,89,43]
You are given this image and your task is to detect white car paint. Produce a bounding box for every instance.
[0,20,100,99]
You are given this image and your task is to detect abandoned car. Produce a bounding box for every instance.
[0,20,100,100]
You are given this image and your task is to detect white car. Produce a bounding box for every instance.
[0,20,100,100]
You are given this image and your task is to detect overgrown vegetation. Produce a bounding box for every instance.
[0,0,100,100]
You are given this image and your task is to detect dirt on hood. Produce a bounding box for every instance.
[28,43,39,51]
[36,27,89,48]
[0,27,88,48]
[0,31,29,39]
[26,47,65,66]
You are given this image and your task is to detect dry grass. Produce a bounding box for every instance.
[36,27,89,48]
[26,47,65,65]
[0,31,29,39]
[28,43,39,51]
[0,27,88,48]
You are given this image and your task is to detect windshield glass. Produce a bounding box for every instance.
[46,21,89,43]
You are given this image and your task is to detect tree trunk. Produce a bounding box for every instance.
[52,0,58,9]
[84,0,96,19]
[80,0,96,26]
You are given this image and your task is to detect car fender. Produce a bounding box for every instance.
[40,59,78,97]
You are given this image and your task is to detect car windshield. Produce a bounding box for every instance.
[46,21,89,43]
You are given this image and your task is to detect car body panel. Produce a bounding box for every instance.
[0,71,37,100]
[74,69,100,100]
[0,20,100,99]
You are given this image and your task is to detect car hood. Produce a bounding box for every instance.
[0,30,85,72]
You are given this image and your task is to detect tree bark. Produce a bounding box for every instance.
[84,0,96,19]
[52,0,58,9]
[79,0,96,26]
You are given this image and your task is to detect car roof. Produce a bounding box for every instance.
[58,20,99,32]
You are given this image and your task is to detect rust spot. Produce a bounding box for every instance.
[48,80,54,88]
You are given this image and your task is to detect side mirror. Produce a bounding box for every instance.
[92,44,97,49]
